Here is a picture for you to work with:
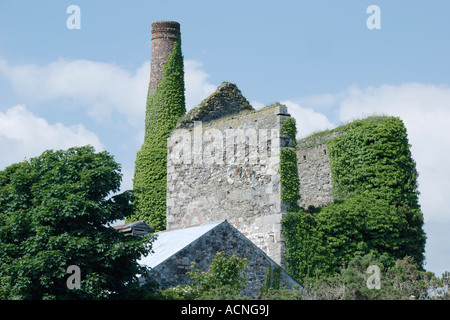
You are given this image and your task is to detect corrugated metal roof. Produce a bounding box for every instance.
[139,220,226,268]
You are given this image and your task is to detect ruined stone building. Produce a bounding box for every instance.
[134,21,341,296]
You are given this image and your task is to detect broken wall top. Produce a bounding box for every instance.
[177,82,254,129]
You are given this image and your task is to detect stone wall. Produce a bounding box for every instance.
[148,221,301,298]
[177,82,253,129]
[166,103,293,266]
[296,131,345,209]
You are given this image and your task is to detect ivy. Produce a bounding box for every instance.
[263,264,272,294]
[280,148,300,207]
[327,116,420,209]
[281,118,297,148]
[282,116,426,283]
[260,264,282,295]
[327,116,425,266]
[282,208,329,284]
[272,266,281,290]
[130,36,186,231]
[279,117,300,208]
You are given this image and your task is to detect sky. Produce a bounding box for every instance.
[0,0,449,277]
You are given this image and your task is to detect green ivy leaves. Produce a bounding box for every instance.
[282,116,426,284]
[131,37,186,231]
[280,148,300,206]
[328,117,420,209]
[280,118,300,208]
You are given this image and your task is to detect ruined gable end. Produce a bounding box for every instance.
[177,82,254,129]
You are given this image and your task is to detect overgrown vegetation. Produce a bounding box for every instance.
[281,117,298,148]
[130,36,186,231]
[260,264,283,296]
[156,251,250,300]
[153,251,448,300]
[280,148,300,206]
[280,118,300,208]
[302,253,449,300]
[178,82,253,126]
[328,116,421,209]
[282,116,426,284]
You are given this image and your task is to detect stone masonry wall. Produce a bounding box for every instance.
[149,221,301,298]
[296,131,345,209]
[166,104,293,266]
[177,82,253,129]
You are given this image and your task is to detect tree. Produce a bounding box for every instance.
[130,36,186,231]
[0,146,155,299]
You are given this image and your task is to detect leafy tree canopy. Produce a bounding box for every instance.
[0,146,155,299]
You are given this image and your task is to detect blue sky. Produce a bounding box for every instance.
[1,0,449,277]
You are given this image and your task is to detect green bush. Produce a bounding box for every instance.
[259,286,303,300]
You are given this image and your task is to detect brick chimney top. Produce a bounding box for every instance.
[148,21,181,97]
[151,21,180,40]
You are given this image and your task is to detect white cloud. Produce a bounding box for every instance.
[249,100,266,110]
[336,83,450,223]
[296,93,340,112]
[0,57,220,195]
[281,100,336,138]
[0,105,103,169]
[184,60,217,110]
[247,99,336,139]
[0,58,217,127]
[0,58,150,127]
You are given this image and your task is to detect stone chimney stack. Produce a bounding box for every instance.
[148,21,180,97]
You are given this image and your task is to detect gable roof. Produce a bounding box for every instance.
[139,220,226,268]
[176,82,254,129]
[138,219,302,297]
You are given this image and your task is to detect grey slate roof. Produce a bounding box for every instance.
[137,220,302,298]
[138,220,225,268]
